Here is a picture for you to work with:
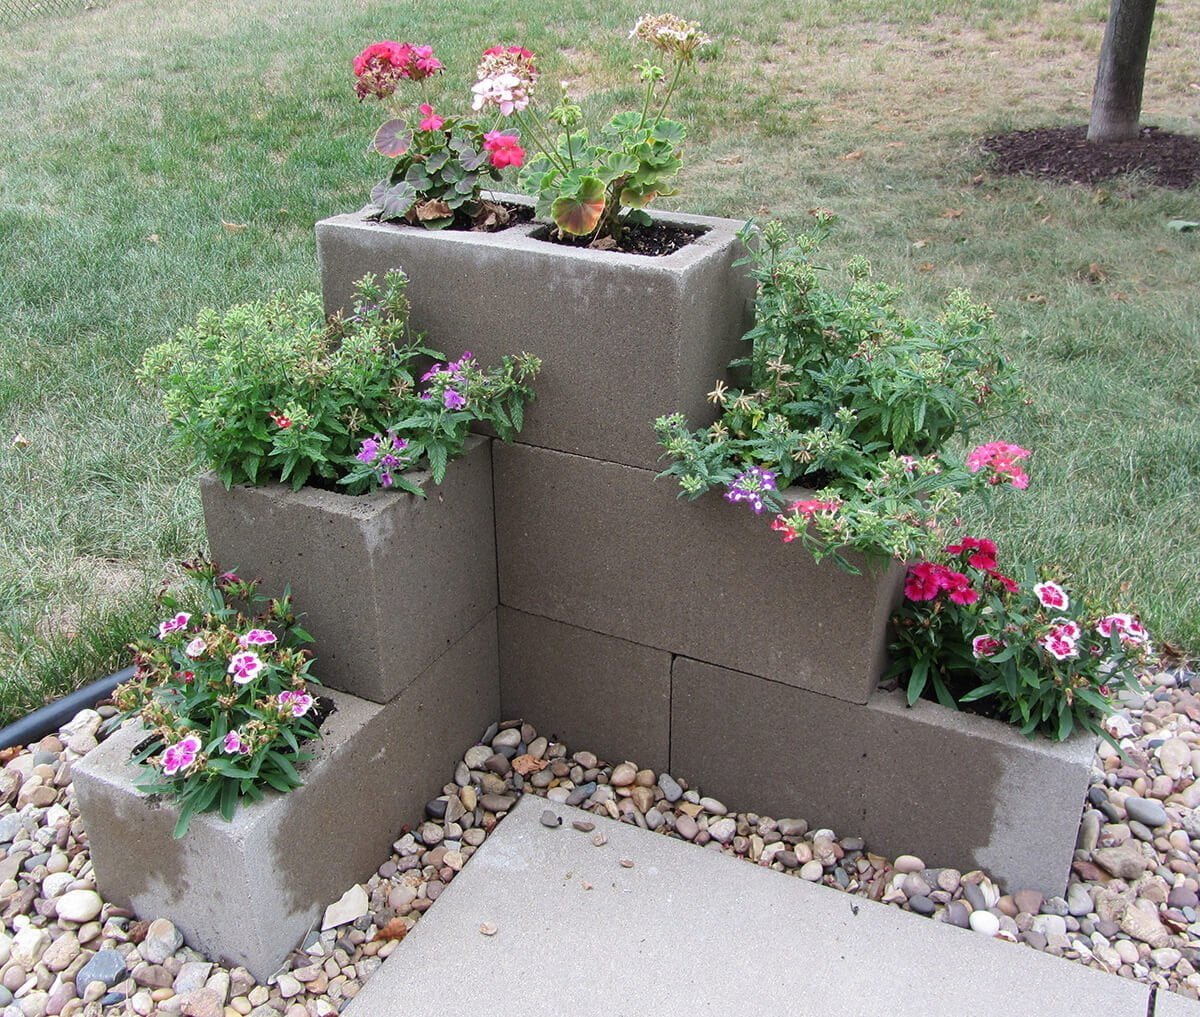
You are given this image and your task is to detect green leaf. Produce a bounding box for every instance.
[206,758,255,779]
[905,658,928,706]
[1167,220,1199,232]
[373,120,412,158]
[1056,706,1074,741]
[427,441,449,484]
[551,176,606,236]
[268,750,301,784]
[650,119,686,145]
[260,769,292,792]
[219,780,239,822]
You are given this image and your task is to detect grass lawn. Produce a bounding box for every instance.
[0,0,1197,723]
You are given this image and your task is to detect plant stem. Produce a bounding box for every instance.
[652,58,686,125]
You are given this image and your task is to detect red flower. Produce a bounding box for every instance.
[269,411,292,429]
[353,41,442,99]
[770,516,799,543]
[904,562,943,601]
[483,131,525,168]
[904,561,978,604]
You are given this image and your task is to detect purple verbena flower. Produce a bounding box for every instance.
[723,466,777,514]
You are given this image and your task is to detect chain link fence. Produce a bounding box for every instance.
[1,0,91,31]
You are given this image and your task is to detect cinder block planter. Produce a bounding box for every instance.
[494,442,904,705]
[498,607,671,773]
[315,195,755,471]
[670,656,1095,897]
[72,612,500,981]
[200,435,496,703]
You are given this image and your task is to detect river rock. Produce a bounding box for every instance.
[11,927,50,968]
[140,919,183,965]
[1093,842,1151,880]
[1124,796,1169,829]
[1120,904,1171,948]
[40,933,79,973]
[54,890,102,924]
[322,885,368,931]
[74,950,125,996]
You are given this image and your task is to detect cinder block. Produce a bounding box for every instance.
[72,613,500,980]
[670,656,1095,897]
[200,435,496,703]
[494,442,904,704]
[315,196,755,471]
[498,607,670,773]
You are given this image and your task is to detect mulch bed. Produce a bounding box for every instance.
[980,125,1200,190]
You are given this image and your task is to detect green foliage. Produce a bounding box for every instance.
[370,116,506,229]
[337,349,541,492]
[656,217,1024,568]
[138,271,539,494]
[514,16,709,241]
[110,562,324,837]
[887,540,1154,742]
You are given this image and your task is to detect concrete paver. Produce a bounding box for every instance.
[346,797,1193,1017]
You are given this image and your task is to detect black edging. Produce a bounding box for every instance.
[0,667,133,751]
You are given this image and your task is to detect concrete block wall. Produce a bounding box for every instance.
[73,613,500,980]
[312,205,1089,895]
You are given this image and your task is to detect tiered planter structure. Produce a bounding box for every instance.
[73,199,1095,979]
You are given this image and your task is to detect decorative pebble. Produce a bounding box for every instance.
[539,810,561,829]
[1124,796,1169,829]
[969,911,1000,936]
[321,885,369,931]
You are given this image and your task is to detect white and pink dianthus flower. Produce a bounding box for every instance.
[157,612,191,639]
[161,734,202,776]
[1033,581,1069,611]
[278,689,315,718]
[227,651,265,684]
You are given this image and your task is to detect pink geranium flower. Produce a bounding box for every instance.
[227,651,265,684]
[482,131,525,168]
[162,734,202,776]
[238,629,277,648]
[1034,581,1069,611]
[418,103,445,132]
[184,636,207,659]
[157,612,191,639]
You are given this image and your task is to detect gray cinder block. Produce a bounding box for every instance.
[498,607,671,773]
[315,196,755,471]
[200,435,496,703]
[72,613,500,980]
[494,442,904,705]
[670,655,1096,897]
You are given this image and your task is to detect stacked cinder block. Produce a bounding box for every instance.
[72,201,1095,981]
[315,202,1094,897]
[72,437,501,979]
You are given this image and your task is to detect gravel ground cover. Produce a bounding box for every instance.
[1,670,1199,1017]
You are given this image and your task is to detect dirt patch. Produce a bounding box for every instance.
[980,125,1200,189]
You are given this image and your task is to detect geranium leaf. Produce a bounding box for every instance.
[552,177,606,236]
[373,120,412,158]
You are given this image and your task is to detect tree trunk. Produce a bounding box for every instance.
[1087,0,1157,144]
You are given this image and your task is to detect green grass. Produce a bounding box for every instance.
[0,0,1197,723]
